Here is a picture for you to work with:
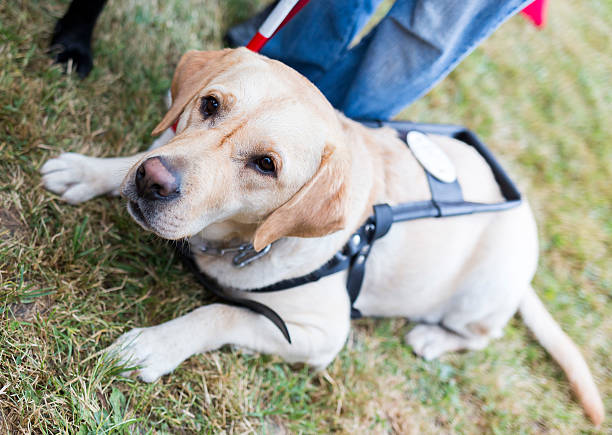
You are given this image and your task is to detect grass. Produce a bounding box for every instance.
[0,0,610,433]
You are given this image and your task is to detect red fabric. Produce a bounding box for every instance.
[521,0,547,28]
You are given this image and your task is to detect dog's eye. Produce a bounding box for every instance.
[251,156,276,176]
[200,96,219,118]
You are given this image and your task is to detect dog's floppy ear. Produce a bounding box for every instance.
[152,49,229,135]
[253,144,350,251]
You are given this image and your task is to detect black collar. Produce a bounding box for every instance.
[176,121,522,343]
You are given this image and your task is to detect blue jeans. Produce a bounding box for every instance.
[253,0,530,120]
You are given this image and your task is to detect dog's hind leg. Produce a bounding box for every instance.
[40,128,175,204]
[406,204,539,360]
[405,276,525,360]
[406,269,531,361]
[405,303,515,361]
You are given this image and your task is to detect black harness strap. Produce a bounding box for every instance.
[345,204,393,318]
[177,122,522,343]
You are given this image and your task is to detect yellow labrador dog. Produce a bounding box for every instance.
[40,48,603,425]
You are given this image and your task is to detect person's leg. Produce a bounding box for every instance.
[313,0,531,120]
[228,0,384,81]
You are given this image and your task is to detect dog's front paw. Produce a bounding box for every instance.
[108,327,184,383]
[41,153,113,204]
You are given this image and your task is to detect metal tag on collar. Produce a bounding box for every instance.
[232,243,271,268]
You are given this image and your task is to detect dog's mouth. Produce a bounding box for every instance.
[127,200,150,229]
[127,199,190,240]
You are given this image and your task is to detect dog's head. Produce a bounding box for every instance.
[121,48,350,251]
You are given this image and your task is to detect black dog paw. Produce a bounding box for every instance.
[50,19,94,78]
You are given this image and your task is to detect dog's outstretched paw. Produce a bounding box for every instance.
[41,153,116,204]
[108,327,183,383]
[405,324,488,361]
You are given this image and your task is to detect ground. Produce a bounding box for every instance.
[0,0,610,433]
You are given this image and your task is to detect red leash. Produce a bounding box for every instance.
[171,0,310,132]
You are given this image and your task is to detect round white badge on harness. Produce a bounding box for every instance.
[407,130,457,183]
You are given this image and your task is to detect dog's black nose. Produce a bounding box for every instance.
[135,157,181,200]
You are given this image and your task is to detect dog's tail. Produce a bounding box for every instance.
[519,286,604,426]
